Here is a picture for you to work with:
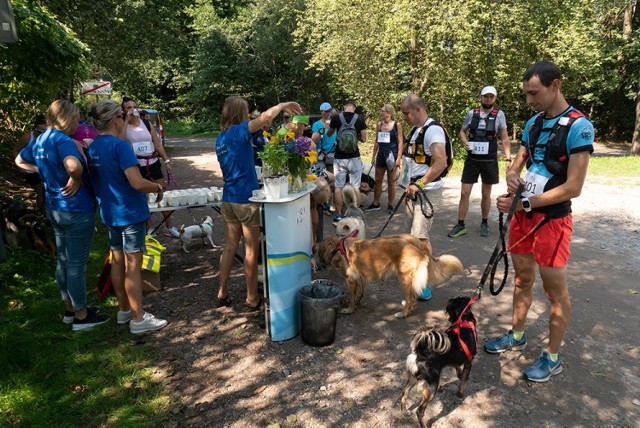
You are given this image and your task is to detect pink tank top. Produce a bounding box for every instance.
[125,121,157,166]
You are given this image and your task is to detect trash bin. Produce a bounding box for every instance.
[299,280,342,347]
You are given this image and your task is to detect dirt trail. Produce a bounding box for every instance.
[147,145,640,427]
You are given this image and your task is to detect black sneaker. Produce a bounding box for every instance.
[365,203,381,212]
[63,306,100,324]
[387,205,394,214]
[72,311,110,331]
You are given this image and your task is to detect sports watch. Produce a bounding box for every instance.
[521,197,532,213]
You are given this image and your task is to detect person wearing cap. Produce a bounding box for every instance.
[327,99,367,219]
[311,102,337,172]
[448,85,512,238]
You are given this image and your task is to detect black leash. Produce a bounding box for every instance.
[374,191,406,238]
[476,184,524,299]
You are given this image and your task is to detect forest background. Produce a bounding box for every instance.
[1,0,640,154]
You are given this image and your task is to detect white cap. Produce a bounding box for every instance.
[481,86,497,96]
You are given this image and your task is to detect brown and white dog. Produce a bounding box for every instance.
[334,183,367,238]
[179,216,216,252]
[314,234,463,318]
[310,177,332,245]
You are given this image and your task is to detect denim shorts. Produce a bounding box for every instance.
[107,221,147,253]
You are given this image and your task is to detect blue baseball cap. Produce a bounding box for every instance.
[319,102,332,112]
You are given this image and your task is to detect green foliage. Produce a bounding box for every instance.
[0,224,171,426]
[0,0,91,136]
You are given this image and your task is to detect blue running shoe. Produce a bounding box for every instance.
[523,351,563,382]
[332,214,344,224]
[484,330,527,353]
[417,285,432,301]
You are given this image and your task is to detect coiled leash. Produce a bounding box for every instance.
[476,184,524,299]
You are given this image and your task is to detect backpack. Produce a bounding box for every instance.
[337,112,359,153]
[403,120,454,179]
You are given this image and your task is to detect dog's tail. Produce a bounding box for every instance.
[411,329,452,355]
[342,183,358,211]
[427,254,464,286]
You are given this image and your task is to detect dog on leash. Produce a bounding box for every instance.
[335,183,367,238]
[179,216,217,252]
[314,234,463,318]
[400,296,477,427]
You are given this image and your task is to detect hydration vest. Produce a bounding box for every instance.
[525,108,585,177]
[402,121,453,179]
[468,107,499,159]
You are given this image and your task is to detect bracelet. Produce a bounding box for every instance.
[414,179,425,189]
[505,158,512,162]
[157,183,162,192]
[164,159,171,164]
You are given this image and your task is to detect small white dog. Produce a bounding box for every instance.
[179,216,217,252]
[335,184,367,238]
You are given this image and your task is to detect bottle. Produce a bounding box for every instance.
[132,108,140,118]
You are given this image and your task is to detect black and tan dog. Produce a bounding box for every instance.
[400,296,477,427]
[314,234,463,318]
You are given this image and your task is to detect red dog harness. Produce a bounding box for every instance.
[446,295,478,360]
[331,229,359,263]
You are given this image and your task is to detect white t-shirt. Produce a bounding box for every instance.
[125,121,157,166]
[404,118,445,190]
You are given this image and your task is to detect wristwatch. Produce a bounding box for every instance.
[521,197,532,212]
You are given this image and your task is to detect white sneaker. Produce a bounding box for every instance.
[164,226,180,238]
[129,312,168,334]
[117,309,132,324]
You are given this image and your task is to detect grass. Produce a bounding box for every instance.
[162,118,219,138]
[0,221,172,427]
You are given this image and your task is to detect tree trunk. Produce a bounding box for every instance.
[632,82,640,155]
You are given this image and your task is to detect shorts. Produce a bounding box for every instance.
[405,186,443,240]
[108,221,147,253]
[334,157,364,188]
[139,160,164,181]
[375,148,397,171]
[508,211,573,267]
[461,158,499,185]
[23,172,42,187]
[221,202,260,228]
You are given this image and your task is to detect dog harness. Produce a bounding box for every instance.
[331,229,359,263]
[446,296,478,360]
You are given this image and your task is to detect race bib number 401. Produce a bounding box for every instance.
[522,170,549,197]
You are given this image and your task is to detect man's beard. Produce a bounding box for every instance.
[481,103,494,109]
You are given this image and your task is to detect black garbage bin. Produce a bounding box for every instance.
[299,280,342,347]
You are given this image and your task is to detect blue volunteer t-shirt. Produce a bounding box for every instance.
[311,119,336,153]
[85,134,150,227]
[217,121,259,203]
[19,128,95,213]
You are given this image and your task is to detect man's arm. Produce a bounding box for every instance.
[499,127,512,168]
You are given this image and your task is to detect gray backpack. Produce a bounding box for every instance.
[337,112,359,153]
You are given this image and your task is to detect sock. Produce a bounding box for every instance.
[512,330,524,340]
[548,353,559,362]
[481,218,488,225]
[457,220,465,226]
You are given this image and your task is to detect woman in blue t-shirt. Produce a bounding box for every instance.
[15,100,110,331]
[85,100,168,335]
[215,96,302,311]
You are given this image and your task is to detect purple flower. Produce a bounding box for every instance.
[293,137,312,156]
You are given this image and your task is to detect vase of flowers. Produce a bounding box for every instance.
[259,129,316,194]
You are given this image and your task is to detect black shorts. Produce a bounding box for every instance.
[139,160,164,181]
[461,158,499,185]
[23,172,42,187]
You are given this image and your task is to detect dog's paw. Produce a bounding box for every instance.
[340,307,355,315]
[394,311,408,319]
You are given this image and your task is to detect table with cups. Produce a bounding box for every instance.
[147,187,223,235]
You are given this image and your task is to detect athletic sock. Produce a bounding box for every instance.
[548,353,559,362]
[512,330,524,340]
[481,218,488,225]
[457,220,465,226]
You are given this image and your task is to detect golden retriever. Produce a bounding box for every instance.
[315,234,463,318]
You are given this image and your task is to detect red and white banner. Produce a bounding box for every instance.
[80,81,112,96]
